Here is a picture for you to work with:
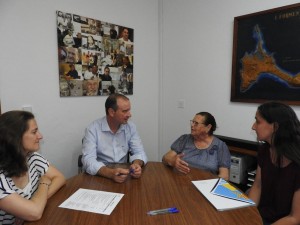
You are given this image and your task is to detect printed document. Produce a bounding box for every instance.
[59,188,124,215]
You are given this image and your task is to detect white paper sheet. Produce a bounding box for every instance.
[59,188,124,215]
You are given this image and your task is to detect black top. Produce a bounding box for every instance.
[258,144,300,223]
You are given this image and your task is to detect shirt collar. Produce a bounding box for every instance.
[101,116,125,133]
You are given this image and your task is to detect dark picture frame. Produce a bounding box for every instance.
[57,11,134,97]
[231,3,300,105]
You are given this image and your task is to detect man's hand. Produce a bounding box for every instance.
[112,168,130,183]
[98,167,130,183]
[130,163,142,178]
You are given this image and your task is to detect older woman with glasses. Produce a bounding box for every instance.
[162,112,231,180]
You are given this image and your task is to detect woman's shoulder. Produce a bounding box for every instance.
[0,170,8,181]
[0,171,13,194]
[175,134,194,147]
[27,152,48,165]
[291,160,300,171]
[178,134,193,141]
[171,134,192,145]
[170,134,193,152]
[27,153,49,175]
[212,135,222,143]
[28,152,44,159]
[257,142,269,157]
[212,136,228,148]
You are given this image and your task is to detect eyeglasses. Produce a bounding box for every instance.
[190,120,205,127]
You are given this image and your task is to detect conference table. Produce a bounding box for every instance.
[25,162,262,225]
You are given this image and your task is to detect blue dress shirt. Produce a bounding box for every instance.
[82,116,148,175]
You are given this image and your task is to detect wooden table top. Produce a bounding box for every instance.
[24,162,262,225]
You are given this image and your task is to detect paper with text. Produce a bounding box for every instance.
[59,188,124,215]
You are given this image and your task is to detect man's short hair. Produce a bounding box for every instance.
[105,93,129,115]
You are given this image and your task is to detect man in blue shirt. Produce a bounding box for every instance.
[82,93,147,183]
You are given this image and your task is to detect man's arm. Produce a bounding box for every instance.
[127,123,147,165]
[82,125,105,175]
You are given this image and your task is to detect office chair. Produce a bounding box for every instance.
[78,154,83,174]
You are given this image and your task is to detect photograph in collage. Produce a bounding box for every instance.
[57,10,134,97]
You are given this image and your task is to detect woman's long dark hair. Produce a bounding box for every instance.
[0,110,34,177]
[258,101,300,166]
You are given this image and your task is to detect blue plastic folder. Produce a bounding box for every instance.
[192,178,255,211]
[210,178,255,204]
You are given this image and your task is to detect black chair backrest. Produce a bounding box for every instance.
[78,154,83,174]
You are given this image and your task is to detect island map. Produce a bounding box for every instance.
[232,5,300,103]
[240,25,300,92]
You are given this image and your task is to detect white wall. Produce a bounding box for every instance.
[160,0,300,158]
[0,0,159,178]
[1,0,300,178]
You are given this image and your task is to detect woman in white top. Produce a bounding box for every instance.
[0,111,66,225]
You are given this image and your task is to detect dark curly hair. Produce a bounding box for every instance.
[0,110,34,177]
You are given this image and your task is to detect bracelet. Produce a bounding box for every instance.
[40,182,50,187]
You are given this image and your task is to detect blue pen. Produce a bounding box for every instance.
[147,207,179,216]
[117,168,134,176]
[130,168,134,174]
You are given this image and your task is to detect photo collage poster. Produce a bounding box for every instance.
[57,10,134,97]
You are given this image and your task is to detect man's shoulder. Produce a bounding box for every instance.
[121,120,138,132]
[125,120,137,127]
[87,116,106,128]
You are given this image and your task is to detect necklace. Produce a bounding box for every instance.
[194,139,212,149]
[194,135,213,149]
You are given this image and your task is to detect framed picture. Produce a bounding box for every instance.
[57,11,134,97]
[231,3,300,105]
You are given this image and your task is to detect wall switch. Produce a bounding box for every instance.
[178,99,185,108]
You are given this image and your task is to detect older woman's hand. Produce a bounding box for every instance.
[174,153,190,174]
